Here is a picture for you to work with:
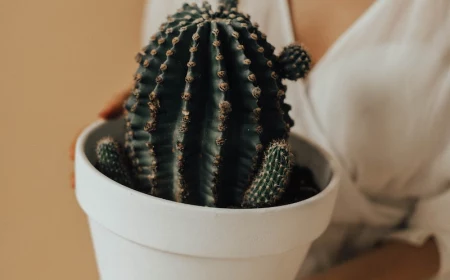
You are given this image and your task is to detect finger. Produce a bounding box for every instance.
[99,106,125,120]
[99,85,133,120]
[98,99,125,119]
[71,172,75,189]
[69,126,84,161]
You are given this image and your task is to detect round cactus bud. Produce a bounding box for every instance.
[277,43,312,80]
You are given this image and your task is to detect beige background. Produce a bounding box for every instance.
[1,0,146,279]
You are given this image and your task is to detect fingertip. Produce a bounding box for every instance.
[110,109,125,119]
[69,149,75,161]
[70,173,75,189]
[99,86,130,119]
[69,140,77,161]
[101,107,125,120]
[98,108,111,119]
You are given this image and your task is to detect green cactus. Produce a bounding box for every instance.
[95,137,134,188]
[241,140,293,208]
[94,0,315,208]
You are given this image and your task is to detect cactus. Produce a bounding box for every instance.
[241,140,294,208]
[95,0,315,208]
[277,43,312,81]
[95,137,134,188]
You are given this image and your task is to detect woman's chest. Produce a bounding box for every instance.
[287,0,376,64]
[236,0,450,201]
[305,43,450,198]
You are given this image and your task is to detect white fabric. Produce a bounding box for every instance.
[140,0,450,279]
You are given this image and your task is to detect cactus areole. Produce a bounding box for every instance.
[95,0,315,209]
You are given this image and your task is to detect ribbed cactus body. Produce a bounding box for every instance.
[122,1,293,207]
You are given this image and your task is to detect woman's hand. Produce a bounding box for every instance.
[68,84,132,189]
[302,238,439,280]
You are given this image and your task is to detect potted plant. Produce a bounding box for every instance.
[75,1,341,279]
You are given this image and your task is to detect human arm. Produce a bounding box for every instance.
[307,238,440,280]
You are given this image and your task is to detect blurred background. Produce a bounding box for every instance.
[1,0,145,279]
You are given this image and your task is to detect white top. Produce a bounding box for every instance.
[141,0,450,279]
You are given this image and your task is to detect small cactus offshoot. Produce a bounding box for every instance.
[94,0,319,209]
[95,137,134,188]
[241,140,294,208]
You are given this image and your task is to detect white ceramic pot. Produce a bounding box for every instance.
[75,118,340,280]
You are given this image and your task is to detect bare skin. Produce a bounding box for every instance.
[69,1,441,279]
[288,0,377,65]
[69,84,132,188]
[307,238,440,280]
